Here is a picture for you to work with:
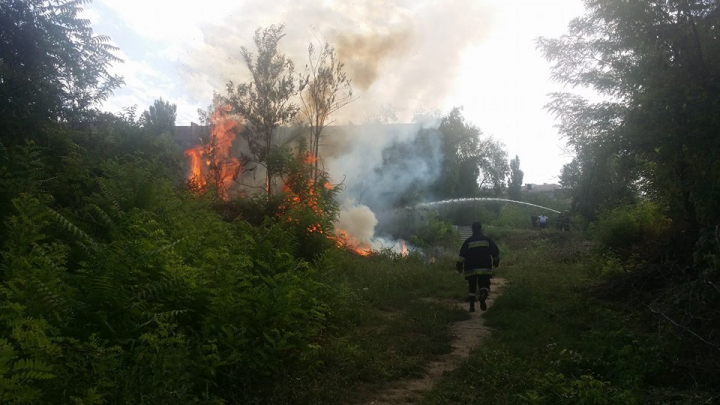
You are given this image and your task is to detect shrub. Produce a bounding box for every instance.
[407,210,456,249]
[591,202,671,257]
[494,205,533,229]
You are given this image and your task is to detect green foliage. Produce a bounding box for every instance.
[539,7,720,363]
[508,155,523,201]
[558,150,640,221]
[0,8,483,404]
[0,142,340,403]
[223,144,341,261]
[425,230,715,404]
[223,24,299,193]
[140,98,177,135]
[406,210,456,249]
[3,118,466,404]
[494,205,533,229]
[0,0,123,144]
[435,107,509,198]
[298,40,354,181]
[539,0,720,231]
[591,202,671,257]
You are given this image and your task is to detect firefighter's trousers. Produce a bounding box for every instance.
[466,274,491,301]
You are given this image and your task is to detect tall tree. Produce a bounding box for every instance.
[508,155,524,201]
[298,41,354,180]
[538,0,720,231]
[224,25,298,195]
[141,98,177,135]
[0,0,123,144]
[476,138,509,196]
[435,107,509,199]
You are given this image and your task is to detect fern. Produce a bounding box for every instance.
[141,238,186,260]
[28,277,67,317]
[12,358,55,380]
[11,196,48,224]
[48,208,97,247]
[74,240,96,259]
[138,309,191,330]
[155,309,189,322]
[35,176,58,193]
[97,179,121,215]
[88,203,115,231]
[133,279,177,301]
[84,275,127,307]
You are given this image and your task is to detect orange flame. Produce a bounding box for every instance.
[304,153,317,165]
[401,239,408,257]
[184,145,206,189]
[331,229,373,256]
[183,104,243,200]
[278,151,332,235]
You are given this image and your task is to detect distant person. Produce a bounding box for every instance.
[538,214,548,229]
[557,211,570,231]
[456,221,500,312]
[531,215,538,229]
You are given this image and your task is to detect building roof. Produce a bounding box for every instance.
[525,183,561,193]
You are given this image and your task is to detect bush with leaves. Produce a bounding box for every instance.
[0,140,339,403]
[591,202,671,259]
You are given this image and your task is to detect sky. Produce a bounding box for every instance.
[83,0,589,185]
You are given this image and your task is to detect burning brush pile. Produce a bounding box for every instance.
[182,105,408,258]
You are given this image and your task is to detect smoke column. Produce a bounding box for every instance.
[179,0,493,122]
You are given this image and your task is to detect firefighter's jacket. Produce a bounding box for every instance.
[456,233,500,277]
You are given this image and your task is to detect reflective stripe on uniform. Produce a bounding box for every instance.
[467,293,475,297]
[457,256,465,262]
[464,268,493,277]
[468,240,490,249]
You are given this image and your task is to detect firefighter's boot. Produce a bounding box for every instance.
[469,296,476,312]
[479,288,488,311]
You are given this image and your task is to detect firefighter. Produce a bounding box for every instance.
[557,211,570,231]
[456,221,500,312]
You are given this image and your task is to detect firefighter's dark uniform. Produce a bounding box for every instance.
[456,232,500,311]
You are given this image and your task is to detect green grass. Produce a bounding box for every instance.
[422,228,716,405]
[279,249,470,404]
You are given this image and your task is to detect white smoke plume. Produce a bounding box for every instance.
[176,0,492,248]
[321,123,442,211]
[178,0,493,122]
[315,121,443,250]
[334,204,378,245]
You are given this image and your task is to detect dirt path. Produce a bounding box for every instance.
[362,278,507,405]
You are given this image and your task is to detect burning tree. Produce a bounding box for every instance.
[299,41,354,181]
[184,104,245,200]
[223,25,299,196]
[273,143,341,260]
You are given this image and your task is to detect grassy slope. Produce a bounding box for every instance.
[422,229,715,405]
